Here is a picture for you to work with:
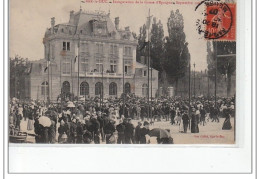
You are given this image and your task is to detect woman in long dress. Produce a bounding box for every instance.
[191,108,199,133]
[179,113,184,133]
[27,107,34,131]
[222,108,232,130]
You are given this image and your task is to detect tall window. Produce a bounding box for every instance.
[41,81,49,96]
[81,58,88,73]
[96,44,104,54]
[51,44,55,59]
[62,42,70,51]
[96,59,103,72]
[110,45,118,55]
[62,57,71,74]
[143,70,147,77]
[62,81,70,93]
[125,83,131,94]
[124,65,131,75]
[110,60,117,73]
[124,46,132,56]
[109,82,117,95]
[81,42,89,53]
[142,84,148,97]
[95,82,103,95]
[80,82,89,96]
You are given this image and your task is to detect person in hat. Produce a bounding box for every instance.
[124,118,135,144]
[200,106,206,126]
[97,111,105,142]
[116,119,125,144]
[191,108,199,133]
[103,119,116,144]
[90,115,101,144]
[182,110,190,133]
[139,121,150,144]
[135,121,142,144]
[222,106,232,130]
[69,118,77,143]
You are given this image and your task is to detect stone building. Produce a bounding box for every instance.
[26,9,158,101]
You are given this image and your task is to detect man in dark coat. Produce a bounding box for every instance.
[124,118,135,144]
[135,122,142,144]
[116,119,125,144]
[182,111,190,133]
[170,107,176,125]
[139,121,150,144]
[103,120,116,144]
[89,116,100,144]
[69,119,77,143]
[97,112,105,141]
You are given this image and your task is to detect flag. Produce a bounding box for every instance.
[44,60,50,72]
[44,53,50,72]
[74,43,79,72]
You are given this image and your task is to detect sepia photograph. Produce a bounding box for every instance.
[9,0,236,145]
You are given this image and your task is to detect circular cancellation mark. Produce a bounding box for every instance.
[195,0,233,40]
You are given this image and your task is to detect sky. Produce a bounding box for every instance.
[9,0,208,71]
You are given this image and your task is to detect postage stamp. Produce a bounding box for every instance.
[195,0,236,40]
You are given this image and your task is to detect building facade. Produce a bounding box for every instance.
[27,10,158,101]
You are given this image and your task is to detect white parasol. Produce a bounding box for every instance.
[67,101,75,108]
[38,116,52,127]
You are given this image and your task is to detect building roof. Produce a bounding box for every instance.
[135,62,158,71]
[45,10,136,42]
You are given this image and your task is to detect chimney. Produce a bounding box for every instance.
[51,17,55,34]
[69,10,74,24]
[115,17,119,30]
[125,26,130,31]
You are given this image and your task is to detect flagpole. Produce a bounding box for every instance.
[60,57,62,112]
[71,57,74,100]
[101,64,104,112]
[147,8,150,120]
[123,55,125,115]
[48,46,50,105]
[50,60,52,103]
[78,41,80,103]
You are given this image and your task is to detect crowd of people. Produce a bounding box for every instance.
[9,95,235,144]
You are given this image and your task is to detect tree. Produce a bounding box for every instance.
[150,17,164,74]
[9,56,31,99]
[163,9,190,95]
[136,24,147,63]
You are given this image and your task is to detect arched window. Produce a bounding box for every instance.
[142,84,148,97]
[62,81,70,94]
[95,82,103,96]
[41,81,49,96]
[109,82,117,95]
[125,83,131,94]
[80,82,89,96]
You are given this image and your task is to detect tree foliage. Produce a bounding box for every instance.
[136,24,147,63]
[9,56,31,99]
[150,17,164,73]
[164,9,190,84]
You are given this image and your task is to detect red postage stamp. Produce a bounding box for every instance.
[196,0,236,41]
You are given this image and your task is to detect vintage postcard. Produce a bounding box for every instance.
[9,0,237,145]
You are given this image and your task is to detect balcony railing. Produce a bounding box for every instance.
[77,72,133,78]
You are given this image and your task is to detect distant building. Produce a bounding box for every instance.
[25,9,158,101]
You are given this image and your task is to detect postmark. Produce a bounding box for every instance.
[195,0,236,40]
